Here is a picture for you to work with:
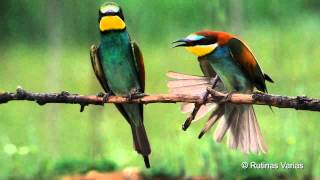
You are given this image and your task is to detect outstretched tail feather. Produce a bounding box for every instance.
[166,71,267,153]
[214,104,267,153]
[248,108,259,153]
[214,106,237,142]
[131,124,151,168]
[249,107,268,152]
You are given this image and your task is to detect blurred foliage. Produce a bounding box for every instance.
[51,157,117,175]
[1,0,320,45]
[0,0,320,179]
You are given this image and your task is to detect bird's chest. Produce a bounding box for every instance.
[99,32,140,95]
[201,46,252,92]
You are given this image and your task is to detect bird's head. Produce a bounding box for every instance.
[173,31,234,57]
[98,2,126,32]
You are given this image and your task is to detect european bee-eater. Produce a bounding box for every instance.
[90,2,151,167]
[172,30,273,153]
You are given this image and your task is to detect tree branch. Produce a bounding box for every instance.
[0,87,319,112]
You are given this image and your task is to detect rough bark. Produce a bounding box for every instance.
[0,87,319,112]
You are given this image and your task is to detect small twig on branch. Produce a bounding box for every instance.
[0,87,320,112]
[182,75,219,131]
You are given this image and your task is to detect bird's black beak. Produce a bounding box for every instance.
[172,38,190,48]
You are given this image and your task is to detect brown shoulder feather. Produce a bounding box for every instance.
[227,38,269,92]
[132,42,145,91]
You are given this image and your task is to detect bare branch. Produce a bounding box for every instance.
[0,87,319,112]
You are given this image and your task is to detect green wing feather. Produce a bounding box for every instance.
[90,45,110,92]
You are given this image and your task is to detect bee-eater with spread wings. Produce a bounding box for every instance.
[172,30,273,153]
[90,2,151,167]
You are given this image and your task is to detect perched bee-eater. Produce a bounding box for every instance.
[172,30,273,153]
[90,2,151,167]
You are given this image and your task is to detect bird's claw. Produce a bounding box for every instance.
[96,92,110,104]
[96,92,106,97]
[253,91,265,95]
[132,92,146,98]
[220,91,236,103]
[102,93,111,103]
[60,91,70,96]
[127,88,144,101]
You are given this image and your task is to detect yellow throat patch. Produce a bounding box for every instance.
[99,16,126,31]
[186,43,218,57]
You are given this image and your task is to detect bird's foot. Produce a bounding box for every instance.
[253,90,265,95]
[203,75,219,104]
[127,88,145,101]
[96,92,111,104]
[96,92,105,97]
[103,93,111,103]
[220,91,236,103]
[58,91,70,97]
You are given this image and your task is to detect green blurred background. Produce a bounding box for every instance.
[0,0,319,179]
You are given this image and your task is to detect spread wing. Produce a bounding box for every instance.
[227,38,273,92]
[131,42,145,92]
[90,45,110,92]
[166,71,218,121]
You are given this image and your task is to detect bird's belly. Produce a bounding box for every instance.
[106,63,140,95]
[100,49,140,95]
[205,56,252,92]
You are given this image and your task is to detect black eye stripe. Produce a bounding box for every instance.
[185,40,212,46]
[196,38,216,45]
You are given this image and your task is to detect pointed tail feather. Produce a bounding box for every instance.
[213,104,267,153]
[214,105,238,142]
[166,71,267,153]
[248,106,268,153]
[131,124,151,168]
